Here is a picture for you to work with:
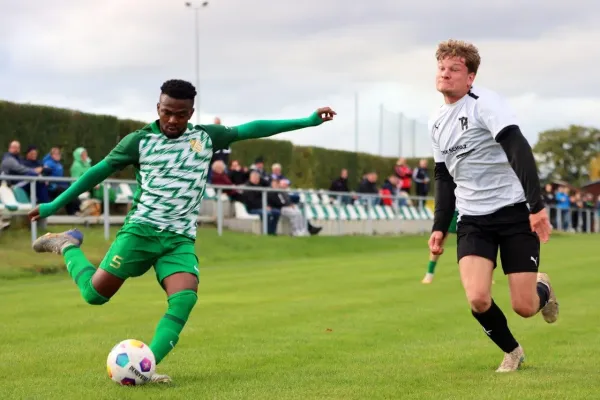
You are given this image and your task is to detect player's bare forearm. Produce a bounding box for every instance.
[38,160,117,218]
[432,162,457,234]
[233,107,336,142]
[495,125,544,213]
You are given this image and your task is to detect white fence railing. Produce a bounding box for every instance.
[1,175,598,244]
[1,175,435,242]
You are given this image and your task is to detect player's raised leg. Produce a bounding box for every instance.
[32,229,121,303]
[501,228,558,323]
[459,255,524,372]
[148,238,199,384]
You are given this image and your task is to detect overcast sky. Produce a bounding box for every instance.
[1,0,599,158]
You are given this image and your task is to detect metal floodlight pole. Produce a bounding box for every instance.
[184,1,209,124]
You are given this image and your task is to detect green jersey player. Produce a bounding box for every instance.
[28,79,337,384]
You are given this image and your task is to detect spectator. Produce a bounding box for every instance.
[71,147,116,204]
[270,163,288,184]
[249,156,270,186]
[278,179,322,235]
[571,192,582,232]
[394,157,412,194]
[329,168,352,204]
[2,141,40,183]
[1,141,48,203]
[210,117,231,168]
[268,179,309,236]
[412,159,430,208]
[542,183,557,229]
[358,172,379,206]
[228,160,248,185]
[42,147,80,215]
[381,175,400,207]
[582,193,595,233]
[21,145,50,203]
[554,186,570,231]
[241,170,280,235]
[210,160,242,202]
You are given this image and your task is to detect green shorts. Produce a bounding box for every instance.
[99,223,199,284]
[448,210,459,234]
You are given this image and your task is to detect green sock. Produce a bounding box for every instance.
[150,290,198,364]
[427,260,437,274]
[63,247,108,305]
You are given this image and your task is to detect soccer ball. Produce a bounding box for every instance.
[106,339,156,386]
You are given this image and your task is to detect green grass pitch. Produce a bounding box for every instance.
[1,227,599,399]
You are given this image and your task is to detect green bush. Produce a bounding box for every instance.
[1,100,434,192]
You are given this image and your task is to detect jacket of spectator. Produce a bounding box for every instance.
[42,153,69,190]
[330,176,349,193]
[241,182,265,210]
[1,152,38,185]
[555,190,570,209]
[412,166,430,196]
[358,177,378,194]
[381,179,398,196]
[210,171,238,196]
[268,190,293,209]
[229,169,247,185]
[394,162,412,191]
[71,147,92,178]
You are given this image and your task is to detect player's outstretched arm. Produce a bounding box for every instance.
[28,161,117,221]
[233,107,336,142]
[236,107,335,141]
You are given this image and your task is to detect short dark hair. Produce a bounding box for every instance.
[160,79,197,100]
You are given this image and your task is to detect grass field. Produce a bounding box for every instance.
[1,227,599,400]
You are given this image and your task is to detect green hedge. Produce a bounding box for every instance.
[1,100,434,192]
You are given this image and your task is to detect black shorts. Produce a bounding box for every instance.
[456,202,540,274]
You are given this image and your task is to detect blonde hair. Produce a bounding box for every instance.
[436,39,481,74]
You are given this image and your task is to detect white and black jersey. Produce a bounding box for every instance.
[429,86,526,216]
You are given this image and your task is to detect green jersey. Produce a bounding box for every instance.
[105,121,236,239]
[39,113,322,231]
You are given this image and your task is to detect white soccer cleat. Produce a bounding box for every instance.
[496,346,525,373]
[537,272,559,323]
[150,373,172,384]
[421,273,434,284]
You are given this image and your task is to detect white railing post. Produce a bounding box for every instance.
[261,189,268,235]
[216,188,223,236]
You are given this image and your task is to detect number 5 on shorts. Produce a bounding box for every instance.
[110,255,123,269]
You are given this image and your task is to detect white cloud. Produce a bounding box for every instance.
[1,0,599,158]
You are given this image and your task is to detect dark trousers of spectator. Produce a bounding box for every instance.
[559,209,570,231]
[21,181,50,204]
[249,208,281,235]
[548,207,557,229]
[333,195,352,205]
[416,188,428,208]
[49,187,81,215]
[571,210,579,231]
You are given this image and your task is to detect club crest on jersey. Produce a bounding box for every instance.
[189,139,203,153]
